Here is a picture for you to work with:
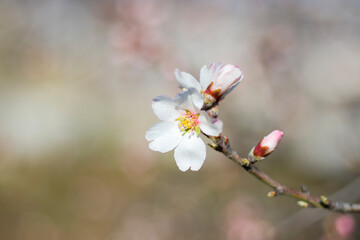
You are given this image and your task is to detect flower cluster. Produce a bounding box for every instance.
[146,63,243,171]
[146,64,360,214]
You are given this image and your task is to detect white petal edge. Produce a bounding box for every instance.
[219,76,242,100]
[152,95,181,121]
[174,69,201,92]
[198,112,223,136]
[189,88,204,110]
[208,62,223,81]
[174,133,206,171]
[199,65,212,90]
[176,88,204,112]
[146,121,182,153]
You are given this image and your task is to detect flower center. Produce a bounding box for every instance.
[176,111,200,135]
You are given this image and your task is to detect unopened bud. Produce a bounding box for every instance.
[241,158,250,167]
[208,143,218,150]
[320,195,330,206]
[267,191,277,197]
[300,184,309,193]
[297,201,309,208]
[249,130,284,161]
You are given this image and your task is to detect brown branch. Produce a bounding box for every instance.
[209,134,360,213]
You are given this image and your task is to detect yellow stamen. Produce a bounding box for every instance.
[176,111,200,135]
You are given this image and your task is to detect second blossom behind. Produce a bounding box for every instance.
[175,63,243,108]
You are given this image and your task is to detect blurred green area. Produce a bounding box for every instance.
[0,0,360,239]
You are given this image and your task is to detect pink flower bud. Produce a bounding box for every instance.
[203,64,243,102]
[250,130,283,161]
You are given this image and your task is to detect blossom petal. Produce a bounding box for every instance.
[174,69,201,92]
[199,65,212,90]
[176,88,204,112]
[146,121,182,153]
[219,76,242,100]
[215,65,243,95]
[208,62,222,78]
[152,95,181,121]
[209,62,223,73]
[174,133,206,171]
[198,112,223,136]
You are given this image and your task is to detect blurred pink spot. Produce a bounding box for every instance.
[222,198,274,240]
[335,215,355,238]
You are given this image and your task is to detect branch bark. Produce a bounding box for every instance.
[209,134,360,213]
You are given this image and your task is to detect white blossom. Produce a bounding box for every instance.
[145,88,222,171]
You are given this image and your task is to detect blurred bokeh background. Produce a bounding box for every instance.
[0,0,360,239]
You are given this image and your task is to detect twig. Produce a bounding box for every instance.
[274,177,360,239]
[209,134,360,213]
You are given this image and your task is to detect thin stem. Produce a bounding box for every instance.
[210,134,360,213]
